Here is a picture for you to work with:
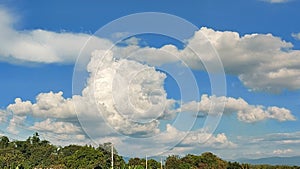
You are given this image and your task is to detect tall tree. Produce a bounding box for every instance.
[0,136,9,149]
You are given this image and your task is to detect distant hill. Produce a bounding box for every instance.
[238,156,300,166]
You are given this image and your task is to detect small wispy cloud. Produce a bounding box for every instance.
[273,148,293,155]
[262,0,291,3]
[292,32,300,40]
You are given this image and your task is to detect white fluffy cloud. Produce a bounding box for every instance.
[186,28,300,92]
[178,129,237,149]
[94,124,237,157]
[273,148,293,155]
[0,110,8,123]
[7,98,32,116]
[180,94,296,123]
[292,32,300,40]
[0,8,111,64]
[30,118,81,134]
[83,50,177,137]
[234,132,300,159]
[39,132,87,146]
[114,27,300,92]
[256,131,300,144]
[90,50,174,121]
[7,91,77,119]
[7,115,26,134]
[140,125,237,157]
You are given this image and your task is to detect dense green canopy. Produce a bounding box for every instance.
[0,133,299,169]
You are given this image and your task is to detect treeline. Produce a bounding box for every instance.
[0,133,299,169]
[164,153,300,169]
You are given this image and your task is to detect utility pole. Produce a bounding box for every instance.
[111,144,114,169]
[161,158,163,169]
[146,155,147,169]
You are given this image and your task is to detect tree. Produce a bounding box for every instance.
[165,155,182,169]
[98,142,118,154]
[63,146,105,168]
[60,145,82,157]
[128,157,143,168]
[31,132,40,145]
[181,154,200,167]
[1,133,300,169]
[13,140,31,158]
[199,152,227,169]
[0,148,25,168]
[227,161,242,169]
[241,163,251,169]
[147,159,160,169]
[29,143,57,168]
[97,142,125,168]
[0,136,9,149]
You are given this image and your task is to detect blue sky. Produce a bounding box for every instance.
[1,0,300,160]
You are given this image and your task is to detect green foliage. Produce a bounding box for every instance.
[227,161,242,169]
[147,159,161,169]
[0,136,9,149]
[164,152,228,169]
[0,133,299,169]
[0,133,125,169]
[165,155,183,169]
[0,148,25,169]
[63,145,105,168]
[128,157,142,168]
